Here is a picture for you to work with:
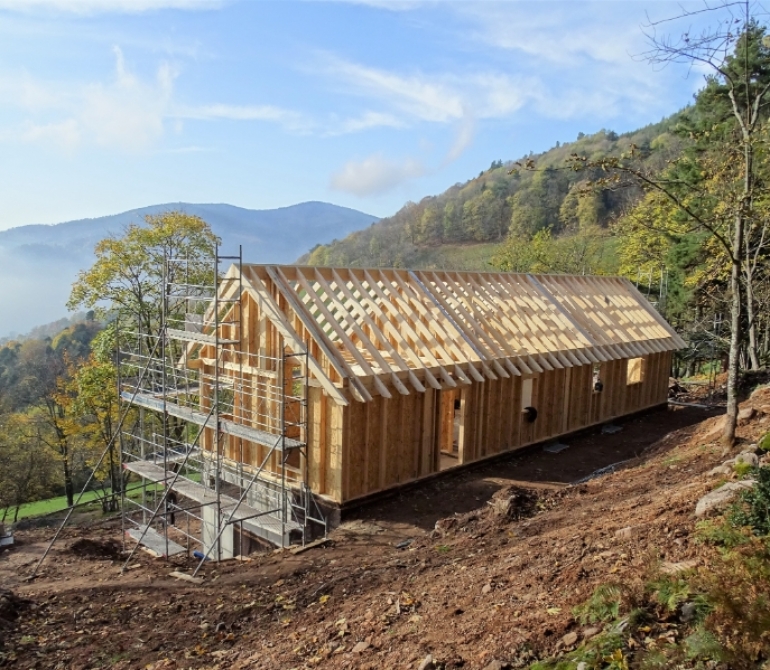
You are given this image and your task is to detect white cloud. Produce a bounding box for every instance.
[444,113,474,165]
[0,46,175,151]
[0,0,222,13]
[327,57,464,123]
[451,2,681,119]
[325,0,426,9]
[177,103,408,136]
[331,110,405,134]
[176,102,310,133]
[19,119,80,148]
[81,46,174,149]
[457,3,641,67]
[317,55,558,166]
[321,55,547,127]
[330,153,425,196]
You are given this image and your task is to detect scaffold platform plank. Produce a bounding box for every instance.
[126,526,185,557]
[122,461,302,541]
[123,460,176,482]
[120,391,303,450]
[166,328,239,345]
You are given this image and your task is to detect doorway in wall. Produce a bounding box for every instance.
[438,388,465,471]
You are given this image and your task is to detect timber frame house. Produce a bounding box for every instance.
[208,265,683,504]
[117,259,683,563]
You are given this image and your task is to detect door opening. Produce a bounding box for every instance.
[438,388,464,471]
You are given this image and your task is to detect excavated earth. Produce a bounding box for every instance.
[2,389,770,670]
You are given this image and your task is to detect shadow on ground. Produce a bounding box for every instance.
[348,404,721,534]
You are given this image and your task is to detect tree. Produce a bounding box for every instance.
[644,9,770,444]
[67,211,221,478]
[70,326,133,507]
[10,339,81,506]
[493,225,613,276]
[68,211,219,334]
[566,7,770,445]
[0,413,58,522]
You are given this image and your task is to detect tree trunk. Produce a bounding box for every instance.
[724,221,745,446]
[63,455,74,508]
[745,269,761,369]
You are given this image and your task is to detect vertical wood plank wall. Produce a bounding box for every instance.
[311,350,672,504]
[207,280,674,506]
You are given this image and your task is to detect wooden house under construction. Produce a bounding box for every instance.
[197,265,684,509]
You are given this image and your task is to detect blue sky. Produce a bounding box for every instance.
[0,0,712,230]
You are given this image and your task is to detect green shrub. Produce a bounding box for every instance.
[682,626,724,661]
[729,466,770,535]
[696,519,751,549]
[733,461,754,478]
[573,583,624,625]
[759,431,770,452]
[646,575,691,612]
[696,532,770,665]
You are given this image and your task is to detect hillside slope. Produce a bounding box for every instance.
[304,116,685,270]
[5,392,770,669]
[0,202,377,337]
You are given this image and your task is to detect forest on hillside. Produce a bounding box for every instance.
[306,25,770,382]
[305,118,679,269]
[0,318,105,520]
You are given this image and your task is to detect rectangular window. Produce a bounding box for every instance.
[521,378,533,409]
[592,363,602,393]
[627,357,645,385]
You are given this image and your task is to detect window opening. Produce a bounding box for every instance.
[627,357,645,385]
[592,363,603,393]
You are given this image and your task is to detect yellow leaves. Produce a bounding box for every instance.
[335,617,349,637]
[399,592,416,608]
[318,594,331,605]
[603,649,628,669]
[546,606,562,616]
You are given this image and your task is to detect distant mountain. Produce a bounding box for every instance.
[0,202,378,338]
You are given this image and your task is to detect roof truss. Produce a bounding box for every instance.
[211,265,683,403]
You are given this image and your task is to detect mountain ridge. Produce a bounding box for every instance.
[0,201,378,337]
[304,115,683,270]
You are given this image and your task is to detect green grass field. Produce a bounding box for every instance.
[1,489,106,522]
[407,242,502,271]
[1,471,202,523]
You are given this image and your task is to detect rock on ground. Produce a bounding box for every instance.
[695,480,757,517]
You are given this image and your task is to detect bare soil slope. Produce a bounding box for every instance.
[2,398,768,670]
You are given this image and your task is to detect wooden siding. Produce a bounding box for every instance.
[190,265,681,507]
[327,350,671,504]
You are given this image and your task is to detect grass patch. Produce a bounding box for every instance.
[1,489,107,522]
[1,480,170,522]
[406,243,503,271]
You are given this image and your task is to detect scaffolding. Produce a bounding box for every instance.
[117,246,326,572]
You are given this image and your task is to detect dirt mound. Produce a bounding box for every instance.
[434,485,561,537]
[487,485,545,521]
[4,403,764,670]
[0,589,29,638]
[69,537,122,560]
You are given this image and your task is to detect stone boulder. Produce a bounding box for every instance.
[738,407,757,426]
[735,451,759,468]
[695,480,756,518]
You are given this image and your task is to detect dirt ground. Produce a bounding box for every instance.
[1,397,768,670]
